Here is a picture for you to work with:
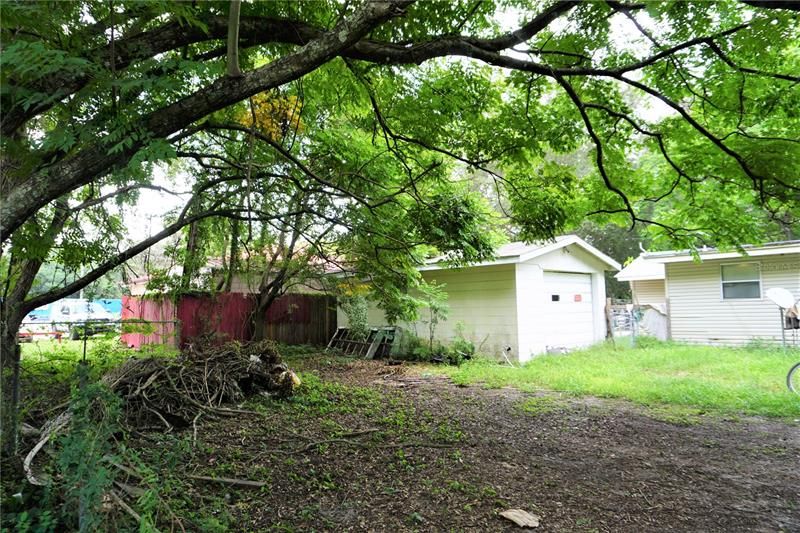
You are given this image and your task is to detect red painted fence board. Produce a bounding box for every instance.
[121,296,177,349]
[178,293,254,344]
[121,293,336,349]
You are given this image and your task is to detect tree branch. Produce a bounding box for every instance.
[1,0,412,240]
[554,76,638,228]
[226,0,243,78]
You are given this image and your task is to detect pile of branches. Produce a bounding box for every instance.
[24,340,300,486]
[103,339,298,430]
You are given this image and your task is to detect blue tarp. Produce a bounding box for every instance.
[24,298,123,321]
[96,298,122,316]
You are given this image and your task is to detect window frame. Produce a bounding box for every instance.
[720,262,762,301]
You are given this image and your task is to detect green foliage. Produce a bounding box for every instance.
[408,189,498,267]
[340,295,370,341]
[451,322,476,361]
[506,162,576,242]
[572,221,651,299]
[57,364,121,532]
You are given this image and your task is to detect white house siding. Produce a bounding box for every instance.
[337,264,520,357]
[666,254,800,345]
[631,279,666,306]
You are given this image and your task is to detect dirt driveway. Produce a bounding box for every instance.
[175,358,799,532]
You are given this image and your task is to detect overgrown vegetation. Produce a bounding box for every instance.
[2,342,470,531]
[424,339,800,419]
[2,339,302,532]
[339,295,370,341]
[4,339,799,530]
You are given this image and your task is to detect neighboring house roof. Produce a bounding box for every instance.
[419,234,621,272]
[615,256,666,282]
[646,240,800,263]
[615,240,800,282]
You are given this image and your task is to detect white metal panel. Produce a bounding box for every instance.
[541,272,594,349]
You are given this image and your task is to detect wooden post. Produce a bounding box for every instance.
[605,298,614,340]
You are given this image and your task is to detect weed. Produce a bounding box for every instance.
[407,511,425,525]
[433,422,465,443]
[646,404,705,426]
[517,396,561,416]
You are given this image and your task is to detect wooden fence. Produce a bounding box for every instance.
[121,293,337,349]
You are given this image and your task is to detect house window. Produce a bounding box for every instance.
[721,263,760,299]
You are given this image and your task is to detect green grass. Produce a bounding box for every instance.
[18,337,178,399]
[425,339,800,419]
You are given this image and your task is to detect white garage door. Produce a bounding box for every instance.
[542,272,594,350]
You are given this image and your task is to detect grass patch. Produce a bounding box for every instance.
[248,372,383,417]
[516,396,562,416]
[423,340,800,419]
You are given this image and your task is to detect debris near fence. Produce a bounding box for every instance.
[24,340,300,486]
[104,339,300,430]
[327,326,398,358]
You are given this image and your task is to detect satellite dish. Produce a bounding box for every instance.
[766,287,796,309]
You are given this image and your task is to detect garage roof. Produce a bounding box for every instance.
[420,234,621,271]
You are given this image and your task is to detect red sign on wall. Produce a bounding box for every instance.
[574,294,582,302]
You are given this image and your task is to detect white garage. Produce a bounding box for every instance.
[338,235,620,362]
[541,272,595,349]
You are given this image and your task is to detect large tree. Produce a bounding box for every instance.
[2,0,798,241]
[2,0,799,451]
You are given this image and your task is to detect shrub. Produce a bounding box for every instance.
[451,322,475,360]
[340,295,369,341]
[56,362,121,531]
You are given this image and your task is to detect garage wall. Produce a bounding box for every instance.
[515,245,610,361]
[515,262,545,361]
[417,264,518,357]
[337,264,519,357]
[532,244,612,274]
[667,253,800,345]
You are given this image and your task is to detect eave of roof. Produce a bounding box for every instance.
[647,240,800,263]
[419,234,621,272]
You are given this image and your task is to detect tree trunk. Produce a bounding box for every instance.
[1,311,24,457]
[181,221,200,290]
[224,218,240,292]
[226,0,243,78]
[0,201,69,456]
[251,281,283,342]
[251,292,274,342]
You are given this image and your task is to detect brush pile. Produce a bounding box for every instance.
[24,340,300,486]
[103,339,300,429]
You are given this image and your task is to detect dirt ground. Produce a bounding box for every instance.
[151,357,799,532]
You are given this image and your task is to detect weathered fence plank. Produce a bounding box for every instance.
[121,293,337,349]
